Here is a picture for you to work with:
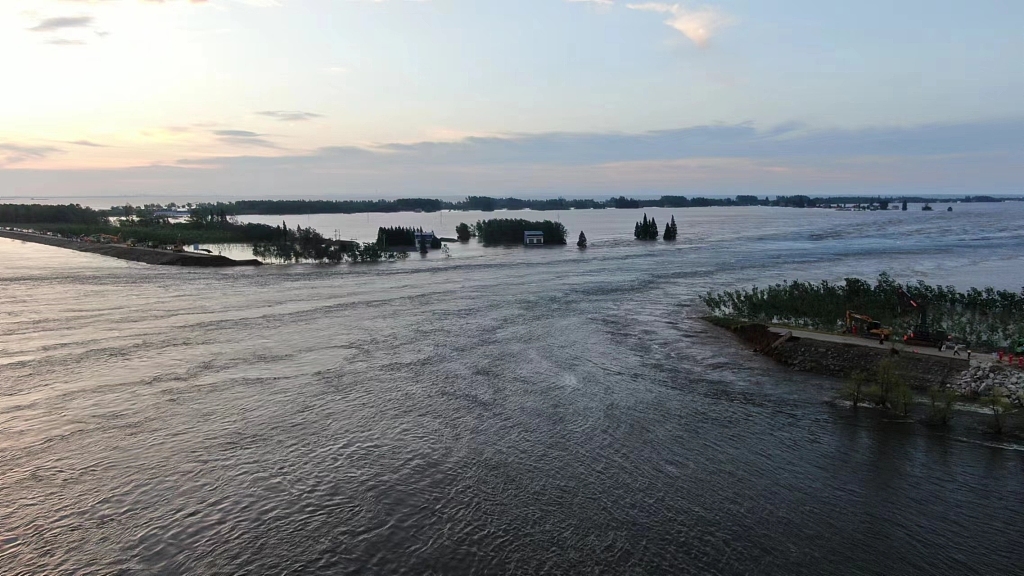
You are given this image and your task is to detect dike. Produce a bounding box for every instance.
[0,230,262,267]
[706,318,968,391]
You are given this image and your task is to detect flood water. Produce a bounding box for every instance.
[2,204,1023,575]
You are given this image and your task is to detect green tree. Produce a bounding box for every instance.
[663,215,678,240]
[866,358,904,410]
[925,388,957,426]
[634,213,659,240]
[473,218,567,245]
[891,380,913,416]
[455,222,472,242]
[982,391,1012,434]
[842,371,869,407]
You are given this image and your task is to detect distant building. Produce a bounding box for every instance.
[524,231,544,246]
[414,231,437,245]
[153,209,190,219]
[326,239,360,250]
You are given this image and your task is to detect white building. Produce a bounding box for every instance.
[524,231,544,246]
[414,231,437,245]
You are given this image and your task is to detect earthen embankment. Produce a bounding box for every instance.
[0,230,262,267]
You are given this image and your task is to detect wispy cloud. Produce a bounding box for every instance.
[626,3,731,47]
[213,130,262,137]
[29,16,93,32]
[67,140,108,147]
[0,143,65,166]
[212,130,280,148]
[256,111,324,122]
[185,119,1024,167]
[46,38,88,45]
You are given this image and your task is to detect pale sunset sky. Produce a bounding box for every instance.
[1,0,1021,199]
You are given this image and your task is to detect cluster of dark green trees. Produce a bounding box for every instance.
[252,223,407,263]
[0,203,106,225]
[634,214,659,240]
[465,219,568,245]
[377,226,416,246]
[455,222,474,242]
[663,216,678,240]
[700,273,1024,350]
[375,226,442,248]
[633,214,677,240]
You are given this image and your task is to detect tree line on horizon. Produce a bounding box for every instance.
[83,194,1014,218]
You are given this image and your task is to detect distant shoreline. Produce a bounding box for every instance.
[0,230,262,267]
[97,194,1019,218]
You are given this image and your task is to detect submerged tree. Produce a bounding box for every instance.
[634,213,659,240]
[455,222,473,242]
[577,230,587,248]
[663,215,678,240]
[842,371,870,408]
[861,358,907,412]
[982,391,1012,434]
[254,225,407,264]
[925,387,957,426]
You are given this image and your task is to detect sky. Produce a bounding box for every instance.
[0,0,1021,200]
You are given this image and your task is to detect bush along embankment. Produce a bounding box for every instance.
[713,318,1021,432]
[844,357,1019,434]
[464,219,567,245]
[700,273,1024,351]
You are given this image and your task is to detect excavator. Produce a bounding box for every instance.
[844,311,892,340]
[896,287,949,348]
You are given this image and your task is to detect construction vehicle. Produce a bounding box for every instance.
[844,311,892,340]
[896,287,949,348]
